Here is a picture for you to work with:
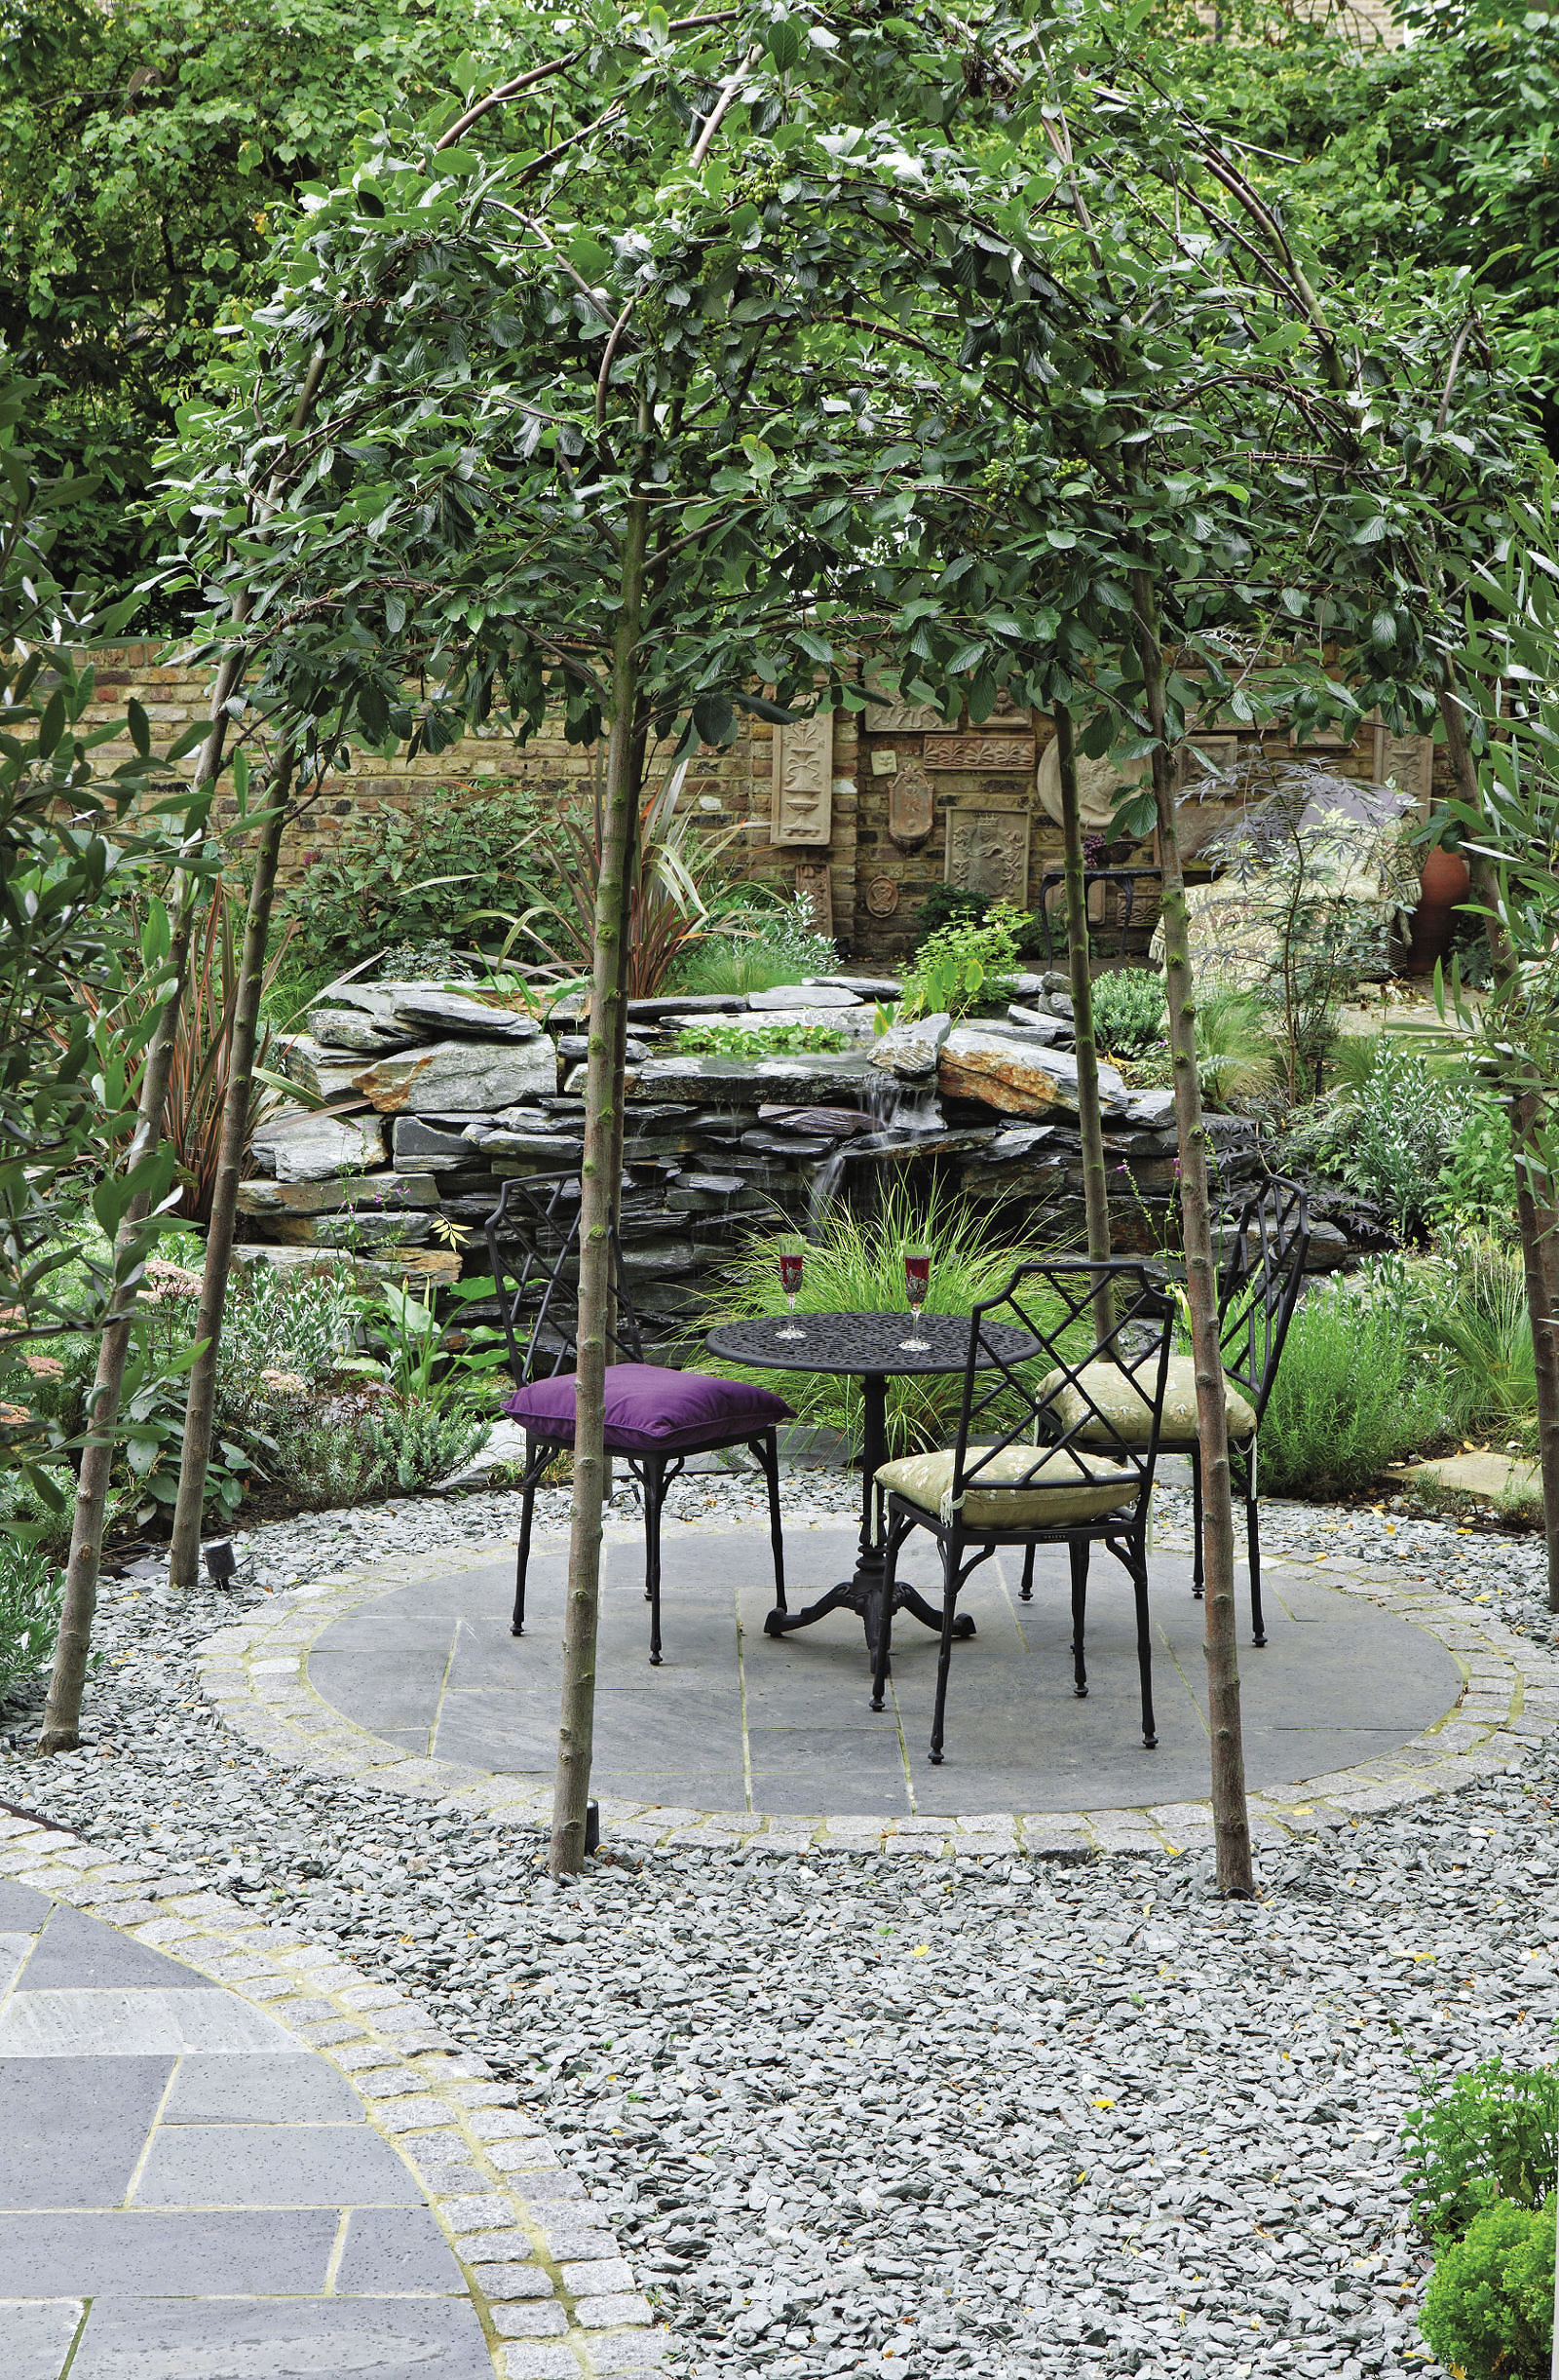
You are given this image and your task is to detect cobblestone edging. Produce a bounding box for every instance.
[194,1516,1559,1859]
[0,1811,663,2380]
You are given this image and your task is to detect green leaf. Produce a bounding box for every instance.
[766,18,804,70]
[127,699,151,759]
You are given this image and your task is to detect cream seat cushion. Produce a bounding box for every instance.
[876,1444,1138,1528]
[1038,1357,1257,1447]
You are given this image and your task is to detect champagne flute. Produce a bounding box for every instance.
[776,1239,807,1341]
[900,1244,932,1351]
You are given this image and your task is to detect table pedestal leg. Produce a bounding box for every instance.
[764,1372,975,1653]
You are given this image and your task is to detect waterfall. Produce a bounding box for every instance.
[864,1074,901,1129]
[807,1149,850,1240]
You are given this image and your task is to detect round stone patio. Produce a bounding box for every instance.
[197,1509,1559,1859]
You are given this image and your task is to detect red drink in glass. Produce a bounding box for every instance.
[777,1246,806,1340]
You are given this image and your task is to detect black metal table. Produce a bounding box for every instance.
[703,1311,1039,1654]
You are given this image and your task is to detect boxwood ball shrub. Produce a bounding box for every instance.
[1421,2199,1555,2380]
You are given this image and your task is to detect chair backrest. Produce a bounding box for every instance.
[484,1171,644,1385]
[950,1258,1177,1527]
[1216,1173,1310,1422]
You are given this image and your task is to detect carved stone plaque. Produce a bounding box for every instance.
[945,807,1031,905]
[863,689,945,733]
[1375,730,1433,807]
[924,733,1036,773]
[887,757,934,847]
[865,874,900,918]
[771,713,833,846]
[1036,738,1151,830]
[793,859,833,940]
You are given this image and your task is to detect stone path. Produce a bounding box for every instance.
[197,1513,1559,1858]
[0,1828,657,2380]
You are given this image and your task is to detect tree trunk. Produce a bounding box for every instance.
[551,491,649,1876]
[34,866,206,1750]
[167,745,297,1589]
[1052,704,1114,1330]
[1438,681,1559,1608]
[1133,570,1254,1899]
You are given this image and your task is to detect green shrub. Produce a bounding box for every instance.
[364,1398,488,1492]
[1421,2198,1555,2380]
[1089,969,1165,1057]
[1308,1040,1473,1234]
[700,1177,1071,1460]
[675,1021,848,1056]
[266,1395,395,1513]
[900,903,1024,1021]
[0,1539,62,1708]
[276,789,550,978]
[1434,1097,1519,1235]
[1403,2057,1559,2245]
[1423,1240,1538,1453]
[1258,1270,1447,1495]
[672,891,838,996]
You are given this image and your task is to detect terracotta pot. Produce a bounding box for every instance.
[1402,842,1471,976]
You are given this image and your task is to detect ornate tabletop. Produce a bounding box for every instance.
[703,1311,1038,1378]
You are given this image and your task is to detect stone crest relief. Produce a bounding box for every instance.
[770,713,834,846]
[945,807,1031,905]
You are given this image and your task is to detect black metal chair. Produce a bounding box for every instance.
[871,1260,1176,1766]
[1015,1175,1310,1646]
[484,1172,789,1665]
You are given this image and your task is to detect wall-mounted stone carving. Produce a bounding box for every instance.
[864,692,945,733]
[771,713,833,845]
[945,806,1031,905]
[1375,730,1433,806]
[1036,739,1150,830]
[924,733,1036,773]
[792,857,834,937]
[865,874,900,918]
[887,757,934,847]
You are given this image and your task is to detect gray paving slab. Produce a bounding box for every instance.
[133,2121,425,2207]
[66,2294,495,2380]
[0,2208,340,2296]
[0,2299,84,2380]
[0,1881,52,1928]
[17,1904,209,1991]
[0,2057,172,2207]
[0,1986,295,2056]
[160,2051,349,2125]
[304,1521,1464,1818]
[337,2206,476,2294]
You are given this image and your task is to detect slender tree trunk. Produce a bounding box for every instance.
[1133,571,1254,1899]
[34,864,207,1750]
[551,491,649,1876]
[1439,681,1559,1607]
[1052,704,1114,1329]
[167,746,297,1588]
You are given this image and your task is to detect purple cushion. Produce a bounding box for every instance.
[502,1363,792,1452]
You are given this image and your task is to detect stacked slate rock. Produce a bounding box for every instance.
[236,971,1344,1324]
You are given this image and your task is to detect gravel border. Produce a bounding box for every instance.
[194,1510,1559,1857]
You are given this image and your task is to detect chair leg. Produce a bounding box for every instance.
[1068,1539,1088,1699]
[1020,1544,1036,1603]
[1131,1545,1158,1749]
[1191,1444,1205,1602]
[644,1459,665,1666]
[929,1534,961,1765]
[870,1518,901,1712]
[512,1440,538,1636]
[761,1432,787,1613]
[1246,1440,1267,1646]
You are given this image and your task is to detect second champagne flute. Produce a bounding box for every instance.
[776,1238,807,1341]
[899,1244,932,1352]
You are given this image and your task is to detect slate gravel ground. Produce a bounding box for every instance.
[3,1479,1557,2380]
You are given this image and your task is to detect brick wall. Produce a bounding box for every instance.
[79,646,1440,964]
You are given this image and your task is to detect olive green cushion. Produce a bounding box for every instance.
[1038,1356,1257,1447]
[875,1444,1139,1528]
